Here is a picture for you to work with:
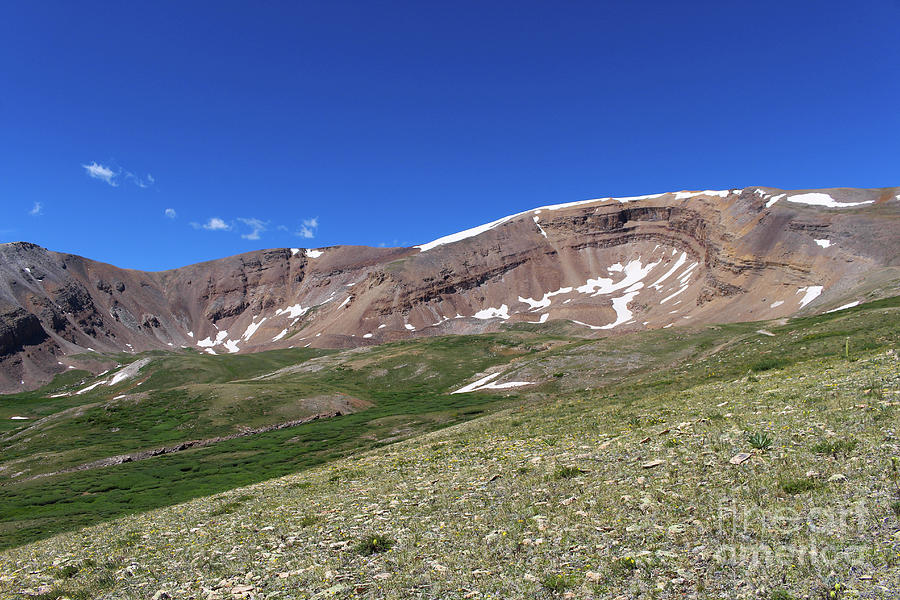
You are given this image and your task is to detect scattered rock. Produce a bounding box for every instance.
[642,459,664,468]
[729,452,751,465]
[828,473,847,482]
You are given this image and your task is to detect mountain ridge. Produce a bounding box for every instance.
[2,185,898,392]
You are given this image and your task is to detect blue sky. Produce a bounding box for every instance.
[2,1,898,271]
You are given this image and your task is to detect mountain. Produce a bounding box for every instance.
[1,186,898,392]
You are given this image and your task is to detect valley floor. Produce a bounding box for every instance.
[2,347,899,599]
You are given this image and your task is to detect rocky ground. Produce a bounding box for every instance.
[2,348,898,599]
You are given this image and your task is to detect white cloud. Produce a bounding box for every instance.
[201,217,231,231]
[164,208,177,219]
[297,216,319,239]
[82,162,118,186]
[125,171,154,188]
[238,217,267,240]
[29,202,43,216]
[82,161,153,188]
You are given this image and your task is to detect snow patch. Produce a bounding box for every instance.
[571,319,602,330]
[815,239,832,248]
[765,194,786,208]
[796,285,824,308]
[272,329,288,342]
[673,189,730,200]
[108,358,151,386]
[223,339,241,353]
[533,216,547,238]
[599,291,641,329]
[242,317,267,341]
[472,305,510,320]
[576,259,659,297]
[518,287,573,311]
[377,324,386,329]
[306,249,323,258]
[405,323,415,330]
[290,248,300,255]
[338,297,351,309]
[451,372,501,394]
[76,380,109,395]
[649,252,687,290]
[527,313,549,324]
[770,300,784,309]
[479,380,534,390]
[10,416,29,420]
[660,285,689,304]
[197,330,228,348]
[275,304,310,319]
[787,193,873,208]
[363,333,373,338]
[826,301,859,313]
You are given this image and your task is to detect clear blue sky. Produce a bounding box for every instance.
[2,1,898,271]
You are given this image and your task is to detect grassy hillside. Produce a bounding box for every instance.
[0,298,898,598]
[0,303,898,598]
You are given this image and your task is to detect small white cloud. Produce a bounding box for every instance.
[29,202,43,216]
[82,162,118,186]
[297,216,319,239]
[164,208,177,219]
[201,217,231,231]
[238,217,267,240]
[125,171,154,188]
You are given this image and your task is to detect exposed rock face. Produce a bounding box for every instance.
[0,308,48,356]
[1,186,898,392]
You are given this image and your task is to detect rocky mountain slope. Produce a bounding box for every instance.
[2,186,898,392]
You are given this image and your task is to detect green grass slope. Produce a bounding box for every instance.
[0,298,898,599]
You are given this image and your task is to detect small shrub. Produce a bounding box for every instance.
[663,437,679,448]
[747,431,773,451]
[356,533,395,555]
[297,515,318,527]
[750,356,789,372]
[516,466,530,475]
[770,590,794,600]
[891,500,900,517]
[610,556,637,578]
[541,573,573,592]
[209,501,244,516]
[554,466,583,480]
[53,565,79,579]
[811,438,857,457]
[780,476,820,495]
